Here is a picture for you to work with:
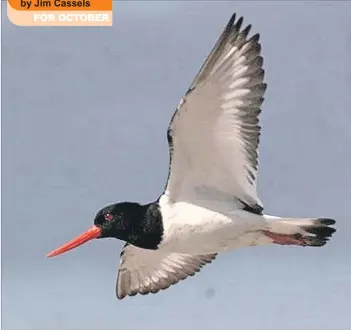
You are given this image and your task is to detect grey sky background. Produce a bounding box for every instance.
[2,1,351,329]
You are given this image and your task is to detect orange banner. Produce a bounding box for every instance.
[7,1,113,26]
[8,0,112,11]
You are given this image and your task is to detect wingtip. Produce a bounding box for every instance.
[227,13,243,30]
[235,16,244,30]
[224,13,237,32]
[228,13,236,25]
[318,218,336,226]
[116,290,126,300]
[250,33,260,43]
[242,24,252,38]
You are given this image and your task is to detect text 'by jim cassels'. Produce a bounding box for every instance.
[20,0,91,9]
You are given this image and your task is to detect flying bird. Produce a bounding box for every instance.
[47,13,336,299]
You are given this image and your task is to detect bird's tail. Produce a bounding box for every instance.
[263,216,336,247]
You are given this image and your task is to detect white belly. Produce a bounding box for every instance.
[158,195,270,254]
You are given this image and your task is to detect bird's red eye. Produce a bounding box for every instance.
[105,213,113,221]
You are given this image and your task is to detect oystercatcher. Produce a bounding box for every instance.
[47,13,336,299]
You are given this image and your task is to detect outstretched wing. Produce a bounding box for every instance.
[165,13,266,210]
[116,243,217,299]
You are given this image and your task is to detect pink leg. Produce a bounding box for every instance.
[261,230,307,246]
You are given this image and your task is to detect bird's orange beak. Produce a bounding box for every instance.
[46,225,101,258]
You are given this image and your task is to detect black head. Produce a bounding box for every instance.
[93,202,146,240]
[46,202,163,258]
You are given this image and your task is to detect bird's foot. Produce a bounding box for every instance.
[261,230,307,246]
